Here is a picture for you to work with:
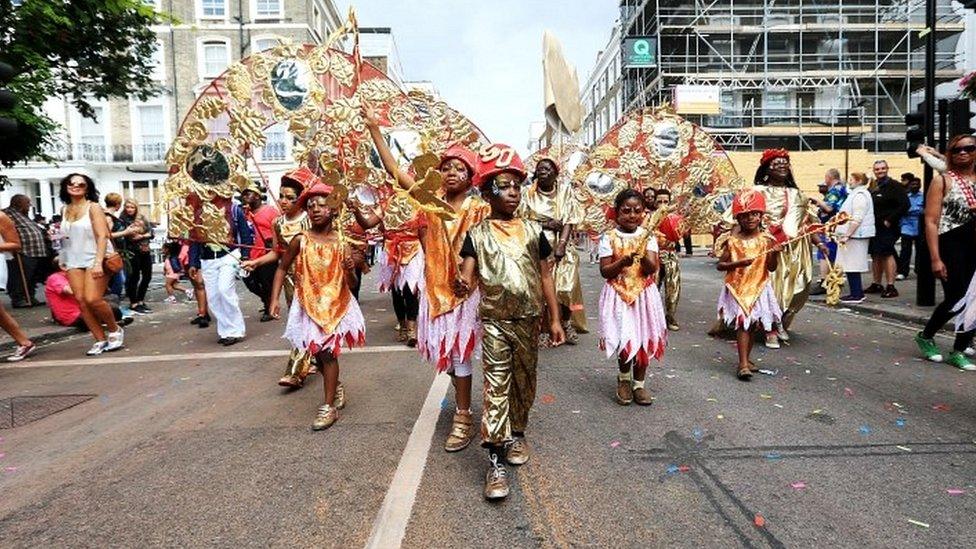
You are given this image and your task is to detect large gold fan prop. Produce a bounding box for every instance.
[570,105,747,235]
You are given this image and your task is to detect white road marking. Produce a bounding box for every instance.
[0,345,414,370]
[366,374,450,549]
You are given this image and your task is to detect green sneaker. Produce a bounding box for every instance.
[914,333,943,362]
[946,351,976,371]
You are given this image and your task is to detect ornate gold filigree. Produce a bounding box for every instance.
[228,106,268,147]
[225,64,253,105]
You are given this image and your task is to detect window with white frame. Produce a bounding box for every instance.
[137,105,166,162]
[201,40,230,78]
[150,41,166,82]
[79,107,106,161]
[124,180,159,224]
[254,37,280,53]
[200,0,226,18]
[261,122,288,161]
[254,0,282,19]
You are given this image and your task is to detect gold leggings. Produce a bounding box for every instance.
[480,317,540,445]
[282,274,312,378]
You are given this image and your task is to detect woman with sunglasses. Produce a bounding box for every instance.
[915,134,976,370]
[57,173,124,355]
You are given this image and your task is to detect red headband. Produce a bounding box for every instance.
[760,148,790,166]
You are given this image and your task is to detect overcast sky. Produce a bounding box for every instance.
[344,1,619,153]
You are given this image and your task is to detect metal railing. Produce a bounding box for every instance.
[657,50,962,74]
[38,141,169,164]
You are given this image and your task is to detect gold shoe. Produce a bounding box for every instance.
[278,374,303,388]
[395,323,406,342]
[444,411,474,452]
[334,382,346,410]
[632,387,654,406]
[312,404,338,431]
[506,437,530,465]
[616,379,633,405]
[484,455,510,500]
[563,321,579,346]
[405,320,418,348]
[667,322,680,331]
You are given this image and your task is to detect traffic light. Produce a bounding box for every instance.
[947,99,975,139]
[0,61,17,137]
[905,104,926,158]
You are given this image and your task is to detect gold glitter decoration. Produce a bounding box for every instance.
[228,106,267,147]
[329,52,355,88]
[193,97,227,120]
[617,119,640,148]
[225,64,253,105]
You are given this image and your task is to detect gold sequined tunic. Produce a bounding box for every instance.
[519,182,588,332]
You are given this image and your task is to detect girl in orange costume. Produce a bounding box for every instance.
[364,106,488,452]
[716,190,782,381]
[269,183,366,431]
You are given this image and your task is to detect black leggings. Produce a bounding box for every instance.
[922,221,976,351]
[125,250,153,304]
[391,285,419,323]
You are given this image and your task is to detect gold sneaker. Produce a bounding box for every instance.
[395,324,406,342]
[278,374,303,388]
[334,383,346,410]
[616,379,633,405]
[312,404,338,431]
[633,387,654,406]
[484,455,510,500]
[506,437,530,465]
[563,321,579,346]
[405,320,418,348]
[444,411,473,452]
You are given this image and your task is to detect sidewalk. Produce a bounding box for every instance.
[807,273,942,327]
[0,265,171,353]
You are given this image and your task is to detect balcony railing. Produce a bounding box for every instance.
[655,2,962,28]
[657,50,962,75]
[38,141,169,164]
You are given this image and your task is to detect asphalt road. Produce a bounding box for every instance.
[1,257,974,548]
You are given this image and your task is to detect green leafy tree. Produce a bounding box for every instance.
[0,0,168,170]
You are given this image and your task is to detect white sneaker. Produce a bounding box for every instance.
[86,341,108,356]
[105,329,124,352]
[184,288,194,300]
[965,347,975,357]
[777,327,790,342]
[163,295,177,304]
[765,333,781,349]
[895,274,906,281]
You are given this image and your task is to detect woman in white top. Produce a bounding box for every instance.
[835,172,875,304]
[0,210,36,361]
[58,173,124,355]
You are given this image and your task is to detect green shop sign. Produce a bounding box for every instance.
[623,37,657,68]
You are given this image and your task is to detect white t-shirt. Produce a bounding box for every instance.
[597,227,659,258]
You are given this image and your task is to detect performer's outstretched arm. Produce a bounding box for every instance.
[363,104,417,192]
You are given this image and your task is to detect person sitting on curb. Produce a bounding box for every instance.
[45,269,131,330]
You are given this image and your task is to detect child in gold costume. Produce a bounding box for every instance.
[519,157,587,343]
[716,190,782,381]
[455,144,565,501]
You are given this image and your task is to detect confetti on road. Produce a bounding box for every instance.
[706,397,717,402]
[844,387,854,396]
[758,369,778,376]
[540,394,556,404]
[932,403,951,412]
[4,466,17,473]
[896,446,912,452]
[765,452,782,461]
[440,398,449,410]
[790,481,807,490]
[947,489,965,495]
[895,417,906,427]
[716,414,724,420]
[610,441,621,448]
[760,394,773,399]
[907,519,930,528]
[692,428,704,442]
[859,425,872,435]
[754,514,766,528]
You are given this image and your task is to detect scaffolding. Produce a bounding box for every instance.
[618,0,966,151]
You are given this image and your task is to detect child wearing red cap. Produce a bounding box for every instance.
[365,106,489,453]
[716,189,783,381]
[268,183,366,430]
[598,189,667,407]
[455,143,565,500]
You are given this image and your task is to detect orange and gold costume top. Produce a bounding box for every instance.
[383,215,423,266]
[294,234,353,333]
[422,194,490,318]
[718,231,776,315]
[605,227,655,305]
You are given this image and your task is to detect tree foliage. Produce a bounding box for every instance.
[0,0,168,168]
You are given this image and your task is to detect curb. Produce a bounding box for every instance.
[0,325,83,354]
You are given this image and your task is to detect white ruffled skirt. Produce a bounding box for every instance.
[376,248,425,294]
[417,289,482,372]
[716,282,783,332]
[953,271,976,333]
[283,297,366,357]
[599,283,667,367]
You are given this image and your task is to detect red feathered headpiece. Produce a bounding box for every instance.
[732,189,766,217]
[760,148,790,166]
[474,143,527,187]
[438,145,478,177]
[281,167,318,192]
[297,182,334,210]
